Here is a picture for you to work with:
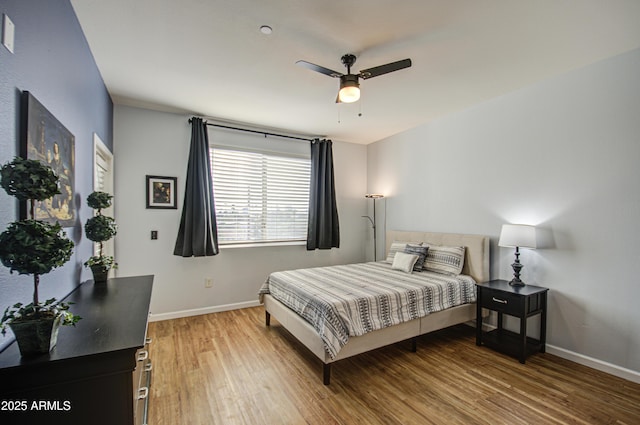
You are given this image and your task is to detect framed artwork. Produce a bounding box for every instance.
[146,175,177,209]
[21,91,76,227]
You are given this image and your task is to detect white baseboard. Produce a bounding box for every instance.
[473,321,640,384]
[148,300,261,322]
[546,344,640,384]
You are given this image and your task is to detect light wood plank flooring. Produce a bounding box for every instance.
[147,307,640,425]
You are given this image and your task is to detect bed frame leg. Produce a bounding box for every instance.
[410,337,417,353]
[265,311,271,326]
[323,363,331,385]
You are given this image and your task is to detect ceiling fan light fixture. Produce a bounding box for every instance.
[339,86,360,103]
[338,75,360,103]
[297,54,411,104]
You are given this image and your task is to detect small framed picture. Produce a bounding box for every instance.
[146,175,177,209]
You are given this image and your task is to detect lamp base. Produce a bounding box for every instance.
[509,278,525,287]
[509,248,526,286]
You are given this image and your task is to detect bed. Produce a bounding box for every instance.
[259,230,490,384]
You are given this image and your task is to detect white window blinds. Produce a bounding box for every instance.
[94,155,108,257]
[210,147,310,245]
[95,153,108,191]
[93,133,114,258]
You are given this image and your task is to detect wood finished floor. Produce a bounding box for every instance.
[147,307,640,425]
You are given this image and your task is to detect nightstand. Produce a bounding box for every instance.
[476,279,549,363]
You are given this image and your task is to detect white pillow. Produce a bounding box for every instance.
[391,252,420,274]
[424,245,466,275]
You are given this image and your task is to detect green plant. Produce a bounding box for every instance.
[0,157,79,334]
[1,299,80,335]
[86,191,112,210]
[0,156,59,201]
[84,255,117,269]
[85,214,117,242]
[0,220,73,274]
[84,191,117,274]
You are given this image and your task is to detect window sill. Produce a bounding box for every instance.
[220,240,306,249]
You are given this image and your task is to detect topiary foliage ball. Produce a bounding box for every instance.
[84,215,117,243]
[0,157,60,201]
[86,191,113,210]
[0,220,74,275]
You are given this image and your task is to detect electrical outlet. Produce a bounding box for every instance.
[205,278,213,288]
[151,230,158,240]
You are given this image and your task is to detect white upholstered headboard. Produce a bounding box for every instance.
[385,230,490,283]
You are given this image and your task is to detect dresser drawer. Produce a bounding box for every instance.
[480,288,523,316]
[133,337,152,425]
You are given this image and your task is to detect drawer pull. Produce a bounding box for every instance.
[144,362,153,372]
[145,337,153,345]
[137,350,149,361]
[492,297,508,304]
[137,387,149,400]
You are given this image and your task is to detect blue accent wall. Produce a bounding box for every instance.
[0,0,113,351]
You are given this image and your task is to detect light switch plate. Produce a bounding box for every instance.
[2,14,15,54]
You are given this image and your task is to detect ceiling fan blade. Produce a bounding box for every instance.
[296,60,343,78]
[359,58,412,79]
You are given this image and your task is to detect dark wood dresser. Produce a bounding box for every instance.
[0,275,153,425]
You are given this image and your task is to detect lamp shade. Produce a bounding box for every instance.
[339,86,360,103]
[498,224,537,249]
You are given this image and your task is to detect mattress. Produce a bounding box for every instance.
[259,261,477,359]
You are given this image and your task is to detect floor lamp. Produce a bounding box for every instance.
[363,194,384,261]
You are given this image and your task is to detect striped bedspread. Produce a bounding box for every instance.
[258,262,476,359]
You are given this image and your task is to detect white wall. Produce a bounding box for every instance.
[113,105,367,319]
[368,48,640,378]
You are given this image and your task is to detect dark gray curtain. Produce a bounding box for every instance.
[174,117,219,257]
[306,138,340,250]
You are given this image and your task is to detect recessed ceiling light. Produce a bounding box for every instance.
[260,25,273,35]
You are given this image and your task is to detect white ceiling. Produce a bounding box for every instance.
[70,0,640,144]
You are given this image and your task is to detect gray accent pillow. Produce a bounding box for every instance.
[404,244,429,272]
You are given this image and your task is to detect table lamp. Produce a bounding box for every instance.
[498,224,537,286]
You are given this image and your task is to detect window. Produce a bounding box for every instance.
[210,147,310,245]
[93,133,114,257]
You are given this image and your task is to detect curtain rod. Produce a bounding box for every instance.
[188,119,316,142]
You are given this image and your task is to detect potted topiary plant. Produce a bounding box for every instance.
[0,157,80,356]
[84,191,117,283]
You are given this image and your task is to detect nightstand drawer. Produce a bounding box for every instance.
[480,288,522,316]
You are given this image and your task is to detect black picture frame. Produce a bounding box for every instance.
[21,91,76,226]
[146,175,177,209]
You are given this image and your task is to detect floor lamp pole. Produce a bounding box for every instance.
[364,194,384,262]
[372,199,377,261]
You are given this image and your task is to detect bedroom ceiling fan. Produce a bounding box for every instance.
[296,54,412,103]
